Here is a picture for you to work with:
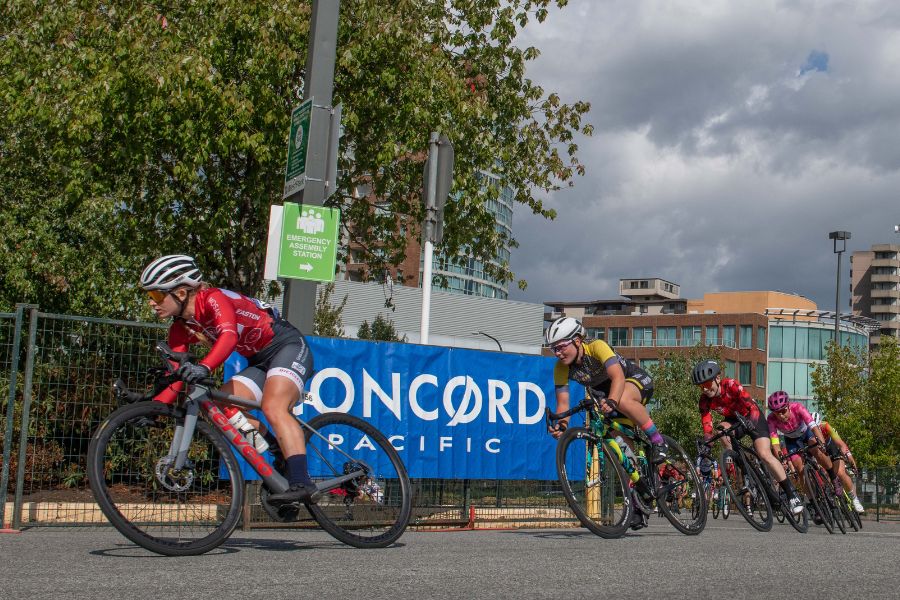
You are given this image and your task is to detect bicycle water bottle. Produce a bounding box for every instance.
[614,435,638,470]
[222,406,269,453]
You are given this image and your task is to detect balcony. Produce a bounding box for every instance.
[871,258,900,268]
[870,289,900,299]
[870,304,900,314]
[871,273,900,284]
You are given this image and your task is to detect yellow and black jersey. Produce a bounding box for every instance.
[553,340,643,393]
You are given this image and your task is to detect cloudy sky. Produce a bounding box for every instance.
[506,0,900,310]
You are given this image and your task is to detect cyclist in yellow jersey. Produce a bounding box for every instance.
[812,412,864,513]
[545,317,668,468]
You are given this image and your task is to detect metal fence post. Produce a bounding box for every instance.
[1,304,28,530]
[12,308,38,530]
[875,467,880,522]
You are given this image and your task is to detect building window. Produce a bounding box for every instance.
[725,360,736,379]
[739,325,752,349]
[739,362,751,385]
[681,326,701,347]
[639,304,649,314]
[633,327,653,347]
[723,326,736,348]
[586,327,606,341]
[657,327,677,346]
[609,327,628,347]
[705,326,719,346]
[640,280,649,288]
[756,363,765,388]
[757,327,766,351]
[641,359,659,370]
[630,281,639,289]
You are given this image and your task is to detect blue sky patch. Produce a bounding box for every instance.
[799,50,829,75]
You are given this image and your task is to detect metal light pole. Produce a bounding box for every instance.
[829,230,851,347]
[472,330,503,352]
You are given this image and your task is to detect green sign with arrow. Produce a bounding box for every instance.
[277,202,340,282]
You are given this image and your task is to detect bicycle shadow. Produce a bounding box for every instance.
[90,536,405,557]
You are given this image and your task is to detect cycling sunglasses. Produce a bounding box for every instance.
[698,380,716,390]
[145,289,168,304]
[551,340,574,354]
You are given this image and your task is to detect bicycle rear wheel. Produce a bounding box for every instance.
[720,449,772,531]
[720,486,731,519]
[656,435,706,535]
[87,401,243,556]
[711,489,720,519]
[556,427,632,538]
[303,412,411,548]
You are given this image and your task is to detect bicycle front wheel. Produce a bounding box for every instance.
[656,435,706,535]
[823,478,847,534]
[303,412,411,548]
[87,401,243,556]
[721,449,772,532]
[556,427,632,539]
[803,466,834,534]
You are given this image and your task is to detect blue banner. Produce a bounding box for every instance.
[221,339,586,481]
[297,337,574,480]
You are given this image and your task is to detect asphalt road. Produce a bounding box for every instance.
[2,517,898,600]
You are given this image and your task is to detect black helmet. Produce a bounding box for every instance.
[691,360,721,385]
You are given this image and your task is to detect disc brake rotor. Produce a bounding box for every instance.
[154,456,194,492]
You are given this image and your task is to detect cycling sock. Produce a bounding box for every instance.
[778,477,796,496]
[286,454,314,486]
[642,420,664,445]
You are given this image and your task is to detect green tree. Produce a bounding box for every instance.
[357,313,406,342]
[647,346,724,452]
[812,338,900,466]
[314,282,348,337]
[0,1,591,316]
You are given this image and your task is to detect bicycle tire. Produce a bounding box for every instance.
[721,486,730,519]
[556,427,632,539]
[822,477,847,534]
[655,435,706,535]
[803,466,834,534]
[711,493,720,519]
[87,401,244,556]
[746,458,807,534]
[839,494,859,532]
[848,497,863,530]
[720,449,772,531]
[302,412,411,548]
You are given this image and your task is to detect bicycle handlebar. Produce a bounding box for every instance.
[111,341,219,404]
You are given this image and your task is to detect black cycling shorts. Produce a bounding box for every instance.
[589,363,655,406]
[722,412,768,442]
[230,320,313,402]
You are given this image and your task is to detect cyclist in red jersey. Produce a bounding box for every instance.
[141,255,316,504]
[692,360,803,514]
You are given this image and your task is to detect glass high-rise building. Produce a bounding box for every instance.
[422,170,513,300]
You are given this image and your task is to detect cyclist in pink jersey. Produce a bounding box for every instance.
[766,391,833,475]
[140,255,316,504]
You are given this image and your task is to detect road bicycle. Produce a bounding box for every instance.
[704,415,808,533]
[547,395,706,538]
[785,444,846,535]
[87,342,412,555]
[711,481,730,519]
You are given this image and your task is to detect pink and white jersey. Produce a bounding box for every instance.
[766,402,815,441]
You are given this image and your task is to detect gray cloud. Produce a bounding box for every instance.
[508,0,900,310]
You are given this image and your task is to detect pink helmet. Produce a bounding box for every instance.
[767,391,790,412]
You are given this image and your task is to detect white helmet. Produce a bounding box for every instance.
[811,411,822,427]
[140,255,202,291]
[545,317,585,345]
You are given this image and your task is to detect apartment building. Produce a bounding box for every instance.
[851,243,900,346]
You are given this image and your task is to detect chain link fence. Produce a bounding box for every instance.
[2,307,896,530]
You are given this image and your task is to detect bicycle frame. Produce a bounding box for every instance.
[165,383,366,499]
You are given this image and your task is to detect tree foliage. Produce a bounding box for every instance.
[314,282,348,337]
[811,338,900,467]
[647,345,724,452]
[0,0,591,316]
[357,313,406,342]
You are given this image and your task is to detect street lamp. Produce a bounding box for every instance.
[472,330,503,352]
[829,230,851,347]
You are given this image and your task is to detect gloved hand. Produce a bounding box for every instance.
[178,362,210,384]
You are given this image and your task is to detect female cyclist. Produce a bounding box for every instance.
[692,360,803,515]
[141,254,316,504]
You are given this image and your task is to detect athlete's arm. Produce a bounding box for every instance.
[196,289,240,371]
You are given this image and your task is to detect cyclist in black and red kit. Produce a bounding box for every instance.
[141,254,316,504]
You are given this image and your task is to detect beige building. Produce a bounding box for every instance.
[851,244,900,345]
